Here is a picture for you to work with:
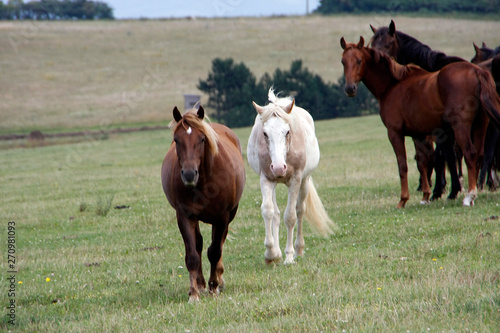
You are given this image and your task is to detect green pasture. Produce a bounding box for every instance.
[1,115,499,332]
[1,16,500,133]
[1,14,499,332]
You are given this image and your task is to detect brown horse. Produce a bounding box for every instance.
[340,36,500,207]
[161,106,245,302]
[370,20,465,201]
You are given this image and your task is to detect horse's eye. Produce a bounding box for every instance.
[201,137,205,144]
[263,132,268,139]
[357,59,362,65]
[174,138,178,144]
[285,131,290,137]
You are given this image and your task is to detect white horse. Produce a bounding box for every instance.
[247,88,336,264]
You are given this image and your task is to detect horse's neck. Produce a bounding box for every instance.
[362,49,394,99]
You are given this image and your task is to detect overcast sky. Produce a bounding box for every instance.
[105,0,321,19]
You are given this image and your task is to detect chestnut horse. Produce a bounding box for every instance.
[247,88,336,264]
[161,106,245,302]
[340,37,500,207]
[370,20,465,201]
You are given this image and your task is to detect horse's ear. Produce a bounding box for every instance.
[197,106,205,120]
[284,99,294,114]
[173,106,182,122]
[389,20,396,36]
[253,101,265,115]
[482,42,488,48]
[473,42,481,54]
[356,36,364,49]
[340,37,347,50]
[370,24,377,33]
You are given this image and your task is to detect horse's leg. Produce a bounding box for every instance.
[194,223,206,293]
[453,115,487,206]
[260,174,281,263]
[479,124,498,190]
[176,213,203,302]
[207,210,232,295]
[413,137,432,204]
[388,129,409,208]
[271,186,282,260]
[283,175,302,264]
[442,137,461,200]
[294,176,309,259]
[431,143,446,200]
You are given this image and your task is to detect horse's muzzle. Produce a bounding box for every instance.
[181,169,199,188]
[344,84,357,97]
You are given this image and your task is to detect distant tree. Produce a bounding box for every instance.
[198,58,266,128]
[198,58,378,128]
[315,0,500,14]
[0,0,114,20]
[262,59,339,120]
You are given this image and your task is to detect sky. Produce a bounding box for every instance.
[105,0,321,19]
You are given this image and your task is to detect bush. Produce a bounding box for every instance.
[198,58,378,127]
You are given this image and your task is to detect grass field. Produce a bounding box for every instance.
[1,114,499,332]
[1,15,500,133]
[1,14,499,332]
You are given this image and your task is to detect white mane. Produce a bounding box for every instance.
[259,88,295,127]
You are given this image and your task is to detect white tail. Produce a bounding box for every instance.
[304,177,338,236]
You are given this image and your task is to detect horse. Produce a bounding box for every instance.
[370,19,465,201]
[471,48,500,191]
[340,36,500,207]
[161,106,245,302]
[471,42,500,64]
[247,88,336,264]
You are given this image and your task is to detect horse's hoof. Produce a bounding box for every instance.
[188,294,200,303]
[283,257,295,265]
[420,200,430,205]
[265,258,280,265]
[430,194,441,201]
[463,197,475,206]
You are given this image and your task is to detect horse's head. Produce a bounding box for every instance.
[340,36,366,97]
[471,42,496,64]
[369,20,398,59]
[252,99,294,178]
[172,106,218,188]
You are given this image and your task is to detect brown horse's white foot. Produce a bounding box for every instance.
[463,190,477,206]
[188,293,200,303]
[420,200,431,205]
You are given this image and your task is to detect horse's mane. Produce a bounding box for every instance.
[394,30,465,71]
[171,108,219,156]
[258,89,294,127]
[367,47,423,81]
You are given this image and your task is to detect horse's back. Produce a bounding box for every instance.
[293,106,320,174]
[211,123,246,202]
[212,123,243,155]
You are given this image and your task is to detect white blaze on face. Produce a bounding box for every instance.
[263,117,290,177]
[187,127,192,135]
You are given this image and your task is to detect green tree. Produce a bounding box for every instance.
[197,58,266,128]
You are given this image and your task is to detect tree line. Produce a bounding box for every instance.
[315,0,500,14]
[0,0,114,20]
[198,58,378,128]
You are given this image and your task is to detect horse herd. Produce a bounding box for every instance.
[161,20,500,302]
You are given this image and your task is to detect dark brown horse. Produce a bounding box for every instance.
[340,37,500,207]
[471,47,500,191]
[161,106,245,302]
[370,20,466,201]
[471,42,500,64]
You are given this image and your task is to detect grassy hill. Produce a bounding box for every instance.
[1,15,500,133]
[1,115,499,331]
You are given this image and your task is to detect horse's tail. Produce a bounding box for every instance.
[477,69,500,128]
[303,177,338,236]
